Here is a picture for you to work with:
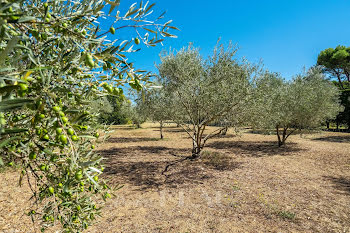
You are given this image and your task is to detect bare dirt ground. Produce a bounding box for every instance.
[1,123,350,232]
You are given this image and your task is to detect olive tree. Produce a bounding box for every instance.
[250,67,342,146]
[0,0,177,231]
[157,43,256,158]
[139,87,172,138]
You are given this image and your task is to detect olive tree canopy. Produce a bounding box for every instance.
[249,67,342,146]
[157,43,256,158]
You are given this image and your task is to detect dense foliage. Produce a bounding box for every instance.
[317,45,350,89]
[97,94,130,125]
[156,43,256,157]
[0,0,177,231]
[250,67,342,146]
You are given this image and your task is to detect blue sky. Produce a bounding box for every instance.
[111,0,350,79]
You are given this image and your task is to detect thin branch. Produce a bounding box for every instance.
[202,127,228,147]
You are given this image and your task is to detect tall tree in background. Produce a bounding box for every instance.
[317,46,350,89]
[317,46,350,130]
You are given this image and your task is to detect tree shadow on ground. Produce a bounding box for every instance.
[110,126,138,131]
[97,146,185,158]
[247,129,275,135]
[324,176,350,195]
[213,134,237,139]
[312,135,350,143]
[207,140,303,157]
[99,146,242,191]
[164,128,187,133]
[107,137,161,143]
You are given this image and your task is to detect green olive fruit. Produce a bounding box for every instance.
[76,205,81,211]
[8,7,13,13]
[44,3,48,8]
[71,135,79,141]
[113,87,120,95]
[81,29,87,36]
[61,117,68,124]
[109,27,115,34]
[86,54,94,68]
[103,84,113,93]
[59,111,65,117]
[40,164,46,171]
[67,128,74,135]
[134,38,140,45]
[39,114,45,119]
[58,183,63,188]
[62,22,67,28]
[35,128,42,135]
[91,145,95,149]
[45,18,50,23]
[56,127,63,134]
[93,176,98,182]
[59,135,68,144]
[75,171,83,180]
[52,106,60,112]
[29,152,37,160]
[94,132,99,138]
[42,134,50,141]
[19,83,28,91]
[8,162,14,167]
[48,187,54,194]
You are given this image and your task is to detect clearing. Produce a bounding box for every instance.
[1,123,350,232]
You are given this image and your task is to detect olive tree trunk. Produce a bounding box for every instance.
[159,120,164,139]
[276,126,295,147]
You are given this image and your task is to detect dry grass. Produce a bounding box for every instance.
[1,122,350,232]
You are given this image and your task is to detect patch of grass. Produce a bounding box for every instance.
[277,210,296,220]
[257,192,296,221]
